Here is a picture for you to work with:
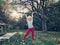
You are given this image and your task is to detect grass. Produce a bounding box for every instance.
[1,30,60,45]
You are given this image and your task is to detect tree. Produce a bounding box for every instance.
[0,0,50,31]
[46,0,60,31]
[0,0,7,23]
[1,0,60,31]
[27,0,48,32]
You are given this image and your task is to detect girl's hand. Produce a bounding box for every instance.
[2,9,5,13]
[32,12,34,18]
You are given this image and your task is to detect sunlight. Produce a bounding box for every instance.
[3,0,30,21]
[48,0,59,4]
[20,8,29,13]
[19,32,24,35]
[54,0,59,3]
[8,4,29,21]
[51,0,59,3]
[9,10,23,21]
[17,6,29,13]
[8,7,29,21]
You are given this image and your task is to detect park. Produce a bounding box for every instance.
[0,0,60,45]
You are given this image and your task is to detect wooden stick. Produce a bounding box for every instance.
[2,0,10,12]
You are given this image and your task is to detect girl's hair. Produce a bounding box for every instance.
[27,16,32,19]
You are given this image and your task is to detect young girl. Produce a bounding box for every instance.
[22,12,35,43]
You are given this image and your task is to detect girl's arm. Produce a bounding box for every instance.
[25,14,28,21]
[2,0,9,12]
[32,12,33,18]
[25,14,27,19]
[32,12,34,21]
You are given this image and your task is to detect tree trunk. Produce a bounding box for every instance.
[41,0,47,32]
[42,18,47,32]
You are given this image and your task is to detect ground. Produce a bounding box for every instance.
[2,30,60,45]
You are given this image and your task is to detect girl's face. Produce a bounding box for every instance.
[27,17,32,21]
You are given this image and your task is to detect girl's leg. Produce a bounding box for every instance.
[23,28,31,40]
[31,28,34,41]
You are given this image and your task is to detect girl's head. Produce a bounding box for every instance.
[27,16,33,21]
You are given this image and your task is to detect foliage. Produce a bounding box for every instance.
[47,1,60,31]
[0,0,60,31]
[2,31,60,45]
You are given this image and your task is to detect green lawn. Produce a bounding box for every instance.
[2,30,60,45]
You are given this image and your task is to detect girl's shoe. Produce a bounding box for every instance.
[22,40,25,43]
[32,40,35,43]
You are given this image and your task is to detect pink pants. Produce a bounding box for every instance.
[23,28,34,40]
